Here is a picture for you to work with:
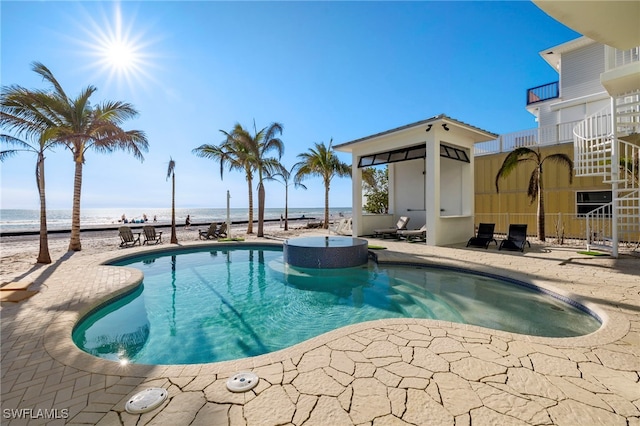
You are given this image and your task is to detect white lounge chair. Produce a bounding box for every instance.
[373,216,410,239]
[397,224,427,242]
[331,218,352,236]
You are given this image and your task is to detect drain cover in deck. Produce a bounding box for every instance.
[125,387,168,414]
[226,372,259,392]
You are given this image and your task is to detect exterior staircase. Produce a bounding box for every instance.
[573,90,640,255]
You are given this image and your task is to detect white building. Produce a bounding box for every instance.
[334,114,496,246]
[532,1,640,257]
[336,13,639,253]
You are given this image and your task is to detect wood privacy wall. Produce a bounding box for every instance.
[474,143,612,238]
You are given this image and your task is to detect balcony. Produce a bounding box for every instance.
[474,119,583,156]
[526,81,559,106]
[601,46,640,96]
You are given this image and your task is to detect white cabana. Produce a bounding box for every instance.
[334,114,497,246]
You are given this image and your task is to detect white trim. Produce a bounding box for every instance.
[549,91,609,111]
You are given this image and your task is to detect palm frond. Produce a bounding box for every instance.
[31,62,70,103]
[495,147,537,193]
[542,153,574,184]
[166,158,175,180]
[527,167,539,203]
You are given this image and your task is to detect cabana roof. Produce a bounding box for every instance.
[334,114,497,152]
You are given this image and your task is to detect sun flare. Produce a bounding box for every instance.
[75,2,158,91]
[103,39,137,71]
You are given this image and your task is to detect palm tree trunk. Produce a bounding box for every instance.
[257,180,265,237]
[170,173,177,243]
[284,185,289,231]
[538,166,546,241]
[247,176,254,234]
[323,182,330,229]
[36,154,51,264]
[68,157,83,251]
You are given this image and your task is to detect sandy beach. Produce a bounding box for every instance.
[0,220,321,286]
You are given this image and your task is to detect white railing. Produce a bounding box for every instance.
[617,189,640,239]
[619,140,640,191]
[616,91,640,138]
[615,46,640,68]
[573,106,613,177]
[606,46,640,71]
[585,204,614,251]
[475,120,582,156]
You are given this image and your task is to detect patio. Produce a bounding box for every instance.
[1,237,638,425]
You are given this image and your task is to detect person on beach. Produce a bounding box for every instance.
[153,215,157,222]
[185,215,191,229]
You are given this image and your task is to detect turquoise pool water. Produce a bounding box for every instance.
[73,246,601,365]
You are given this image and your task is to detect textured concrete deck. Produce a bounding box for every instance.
[1,239,638,425]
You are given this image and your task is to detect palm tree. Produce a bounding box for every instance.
[22,62,148,251]
[232,122,285,237]
[495,147,573,241]
[270,164,307,231]
[193,122,284,236]
[193,133,253,233]
[0,130,57,263]
[294,140,351,229]
[1,83,64,264]
[166,158,177,244]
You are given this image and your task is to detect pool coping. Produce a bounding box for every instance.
[43,241,630,379]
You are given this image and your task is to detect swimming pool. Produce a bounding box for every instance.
[72,246,601,365]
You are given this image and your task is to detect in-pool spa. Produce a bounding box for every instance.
[73,246,601,365]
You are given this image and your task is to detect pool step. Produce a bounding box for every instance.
[387,293,434,318]
[390,282,463,321]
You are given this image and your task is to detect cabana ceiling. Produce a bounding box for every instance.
[357,143,469,168]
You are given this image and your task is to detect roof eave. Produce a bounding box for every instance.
[334,114,497,152]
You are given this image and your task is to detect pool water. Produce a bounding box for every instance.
[73,246,601,365]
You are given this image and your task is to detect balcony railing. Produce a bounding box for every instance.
[526,81,559,105]
[474,119,582,156]
[606,45,640,70]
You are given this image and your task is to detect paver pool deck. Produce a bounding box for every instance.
[1,237,639,425]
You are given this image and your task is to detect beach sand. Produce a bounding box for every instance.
[0,220,323,286]
[3,220,637,288]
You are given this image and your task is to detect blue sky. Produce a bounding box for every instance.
[1,1,579,211]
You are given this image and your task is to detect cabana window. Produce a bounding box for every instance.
[357,143,469,168]
[440,144,470,162]
[357,144,426,168]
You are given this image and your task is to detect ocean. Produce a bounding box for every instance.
[0,207,352,233]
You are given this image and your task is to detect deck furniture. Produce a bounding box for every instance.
[466,223,497,249]
[142,225,162,245]
[215,222,228,238]
[119,226,141,248]
[397,224,427,242]
[373,216,410,239]
[199,223,218,240]
[499,224,531,252]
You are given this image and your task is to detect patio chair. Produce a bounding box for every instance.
[215,222,228,238]
[331,218,352,236]
[119,226,141,248]
[466,223,497,249]
[199,223,218,240]
[142,225,162,245]
[397,224,427,242]
[499,224,531,252]
[373,216,410,239]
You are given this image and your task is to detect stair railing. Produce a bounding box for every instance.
[573,106,613,177]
